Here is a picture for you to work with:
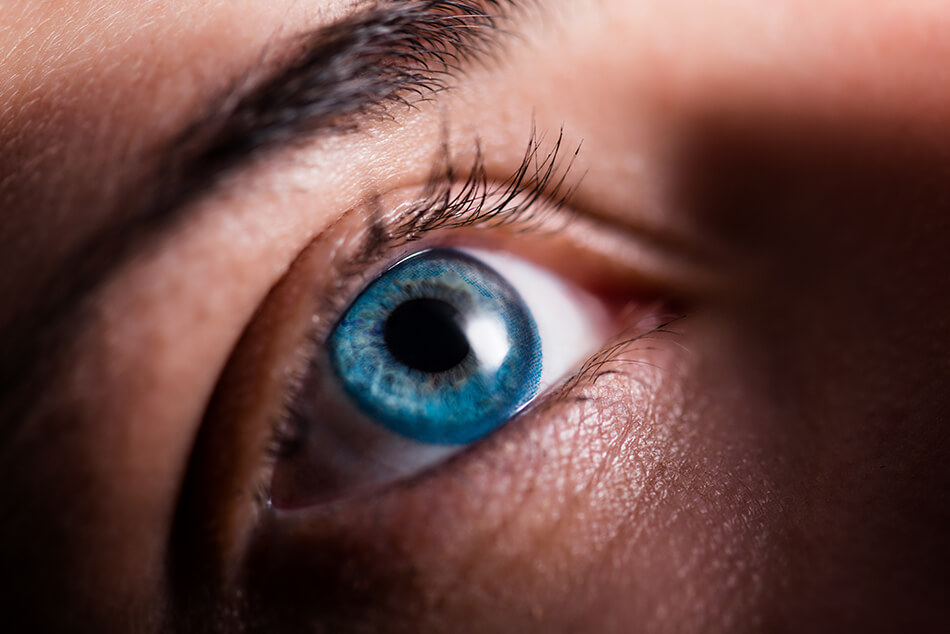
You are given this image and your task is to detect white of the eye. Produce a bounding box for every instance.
[460,248,608,392]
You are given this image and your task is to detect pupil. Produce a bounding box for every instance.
[384,298,471,373]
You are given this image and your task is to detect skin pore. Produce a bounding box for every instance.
[1,0,948,632]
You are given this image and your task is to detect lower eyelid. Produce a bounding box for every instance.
[268,307,673,512]
[236,316,679,626]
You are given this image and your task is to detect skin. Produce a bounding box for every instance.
[1,0,948,632]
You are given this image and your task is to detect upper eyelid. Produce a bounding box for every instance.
[309,126,580,327]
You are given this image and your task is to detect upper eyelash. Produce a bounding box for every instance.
[390,124,581,238]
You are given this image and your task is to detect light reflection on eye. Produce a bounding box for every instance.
[268,246,607,509]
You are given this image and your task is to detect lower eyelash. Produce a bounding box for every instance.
[565,312,686,393]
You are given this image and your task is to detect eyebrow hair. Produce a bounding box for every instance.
[164,0,521,216]
[160,0,522,223]
[0,0,524,435]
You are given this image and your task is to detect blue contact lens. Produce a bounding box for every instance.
[327,248,542,445]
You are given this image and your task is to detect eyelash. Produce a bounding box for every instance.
[334,124,580,288]
[254,126,678,508]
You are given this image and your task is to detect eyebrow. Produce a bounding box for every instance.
[1,0,523,430]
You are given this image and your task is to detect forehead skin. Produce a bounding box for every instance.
[0,1,363,326]
[1,1,949,633]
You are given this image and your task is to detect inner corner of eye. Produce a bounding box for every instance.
[268,246,609,509]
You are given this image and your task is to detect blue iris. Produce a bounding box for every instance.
[327,248,542,445]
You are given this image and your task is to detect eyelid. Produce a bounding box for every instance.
[246,127,582,348]
[170,127,675,598]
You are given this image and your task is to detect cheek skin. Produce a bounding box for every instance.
[237,319,785,634]
[679,120,950,628]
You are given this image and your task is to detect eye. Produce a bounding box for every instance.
[330,247,543,445]
[268,246,608,509]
